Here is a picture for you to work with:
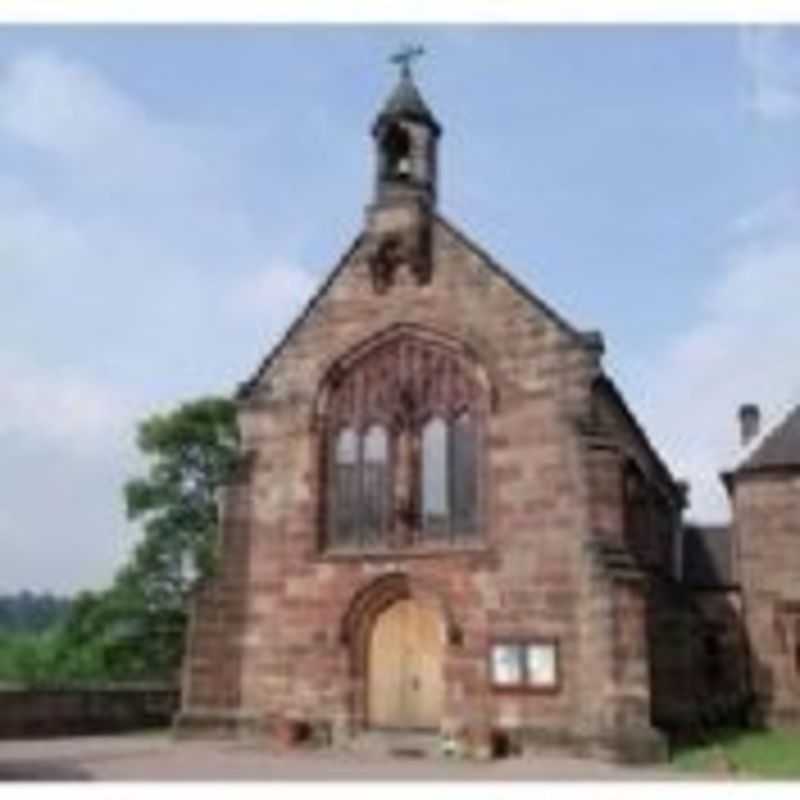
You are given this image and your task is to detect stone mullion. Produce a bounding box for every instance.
[393,426,413,547]
[446,416,455,543]
[409,426,423,545]
[354,430,364,548]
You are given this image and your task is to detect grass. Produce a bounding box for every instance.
[672,728,800,779]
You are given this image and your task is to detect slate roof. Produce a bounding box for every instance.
[373,72,441,135]
[683,524,734,588]
[737,404,800,472]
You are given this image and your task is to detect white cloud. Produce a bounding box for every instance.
[0,47,339,593]
[0,180,92,279]
[0,49,236,201]
[0,352,133,453]
[0,48,291,592]
[739,27,800,121]
[228,260,317,320]
[0,50,142,157]
[631,193,800,522]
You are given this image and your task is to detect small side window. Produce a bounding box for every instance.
[491,644,524,686]
[526,643,558,688]
[490,640,559,691]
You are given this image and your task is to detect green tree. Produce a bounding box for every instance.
[125,396,239,594]
[119,396,240,677]
[0,396,239,684]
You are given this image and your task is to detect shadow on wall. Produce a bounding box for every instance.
[646,523,757,746]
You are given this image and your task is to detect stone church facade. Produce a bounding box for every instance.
[176,66,782,761]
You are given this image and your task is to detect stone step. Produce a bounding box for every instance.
[350,730,443,759]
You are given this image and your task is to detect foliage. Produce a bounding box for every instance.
[123,396,239,603]
[0,396,239,685]
[113,395,239,679]
[0,592,71,634]
[672,728,800,778]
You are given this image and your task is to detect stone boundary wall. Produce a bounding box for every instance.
[0,683,179,739]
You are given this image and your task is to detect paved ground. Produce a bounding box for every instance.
[0,733,690,781]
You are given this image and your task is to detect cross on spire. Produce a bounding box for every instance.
[390,44,425,78]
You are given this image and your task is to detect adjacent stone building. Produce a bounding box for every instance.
[176,64,776,760]
[724,405,800,728]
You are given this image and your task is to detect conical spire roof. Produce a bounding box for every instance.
[373,68,441,135]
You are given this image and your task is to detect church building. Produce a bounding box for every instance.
[176,60,753,762]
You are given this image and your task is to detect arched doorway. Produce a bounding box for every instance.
[368,598,444,730]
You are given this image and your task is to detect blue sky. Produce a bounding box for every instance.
[1,26,799,593]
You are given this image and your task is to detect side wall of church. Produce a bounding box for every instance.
[579,388,751,743]
[578,385,680,758]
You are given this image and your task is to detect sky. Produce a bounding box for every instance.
[1,25,799,594]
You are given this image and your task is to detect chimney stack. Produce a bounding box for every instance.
[738,403,761,447]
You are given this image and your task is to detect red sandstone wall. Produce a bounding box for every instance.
[244,217,594,732]
[184,215,601,737]
[180,214,672,761]
[735,472,800,727]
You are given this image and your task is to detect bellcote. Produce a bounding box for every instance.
[371,56,441,209]
[365,50,440,295]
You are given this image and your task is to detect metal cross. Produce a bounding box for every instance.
[390,44,425,77]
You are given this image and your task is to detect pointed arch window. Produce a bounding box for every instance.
[333,428,359,545]
[322,333,487,551]
[330,424,390,546]
[362,425,389,542]
[422,417,449,534]
[421,412,478,538]
[451,411,478,533]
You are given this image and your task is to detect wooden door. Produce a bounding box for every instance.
[368,598,444,729]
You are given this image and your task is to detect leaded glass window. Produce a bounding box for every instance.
[362,425,389,543]
[421,413,478,539]
[451,411,477,533]
[422,417,449,535]
[322,332,487,550]
[334,428,359,544]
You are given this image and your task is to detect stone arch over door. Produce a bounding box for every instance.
[340,572,462,731]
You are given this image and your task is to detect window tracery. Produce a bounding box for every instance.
[320,333,485,550]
